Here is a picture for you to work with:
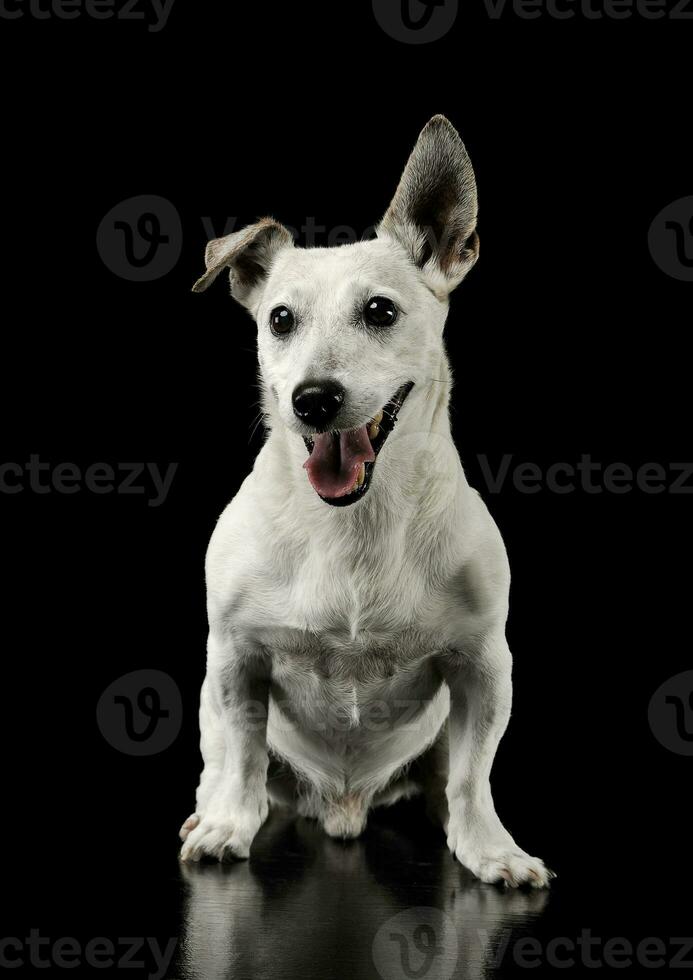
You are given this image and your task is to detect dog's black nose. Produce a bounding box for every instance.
[292,379,345,429]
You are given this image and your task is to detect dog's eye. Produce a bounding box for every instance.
[364,296,398,328]
[270,306,295,336]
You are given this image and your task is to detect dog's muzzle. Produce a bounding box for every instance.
[302,382,414,507]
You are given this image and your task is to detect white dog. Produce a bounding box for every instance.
[180,116,553,888]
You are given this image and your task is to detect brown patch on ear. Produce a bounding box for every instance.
[192,218,293,296]
[234,252,264,287]
[377,115,479,292]
[412,178,461,267]
[462,229,480,261]
[441,228,480,276]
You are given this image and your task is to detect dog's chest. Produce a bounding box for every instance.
[272,623,430,680]
[278,538,424,633]
[265,564,443,696]
[237,515,452,711]
[268,621,442,741]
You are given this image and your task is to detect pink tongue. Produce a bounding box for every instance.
[304,425,376,498]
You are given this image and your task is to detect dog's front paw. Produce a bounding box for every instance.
[180,817,252,862]
[455,843,553,888]
[179,814,200,841]
[448,815,554,888]
[179,800,268,863]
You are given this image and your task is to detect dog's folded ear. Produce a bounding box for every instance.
[377,115,479,295]
[192,218,294,306]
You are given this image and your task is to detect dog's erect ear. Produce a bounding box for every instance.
[192,218,294,305]
[377,115,479,294]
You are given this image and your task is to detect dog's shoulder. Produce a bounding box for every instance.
[204,460,315,634]
[416,484,511,645]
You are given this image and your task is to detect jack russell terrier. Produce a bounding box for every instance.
[180,115,553,888]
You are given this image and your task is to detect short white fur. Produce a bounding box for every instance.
[180,116,552,889]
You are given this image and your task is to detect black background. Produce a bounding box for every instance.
[1,1,692,977]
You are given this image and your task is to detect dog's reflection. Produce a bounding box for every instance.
[178,805,548,980]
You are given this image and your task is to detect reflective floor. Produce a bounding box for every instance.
[176,802,549,980]
[6,771,688,979]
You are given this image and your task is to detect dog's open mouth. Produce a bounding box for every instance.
[302,382,414,507]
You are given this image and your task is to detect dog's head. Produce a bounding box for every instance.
[194,115,479,507]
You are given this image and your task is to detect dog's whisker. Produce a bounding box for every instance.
[248,410,268,444]
[380,404,405,426]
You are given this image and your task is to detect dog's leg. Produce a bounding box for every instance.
[180,634,270,862]
[439,636,553,888]
[179,676,226,842]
